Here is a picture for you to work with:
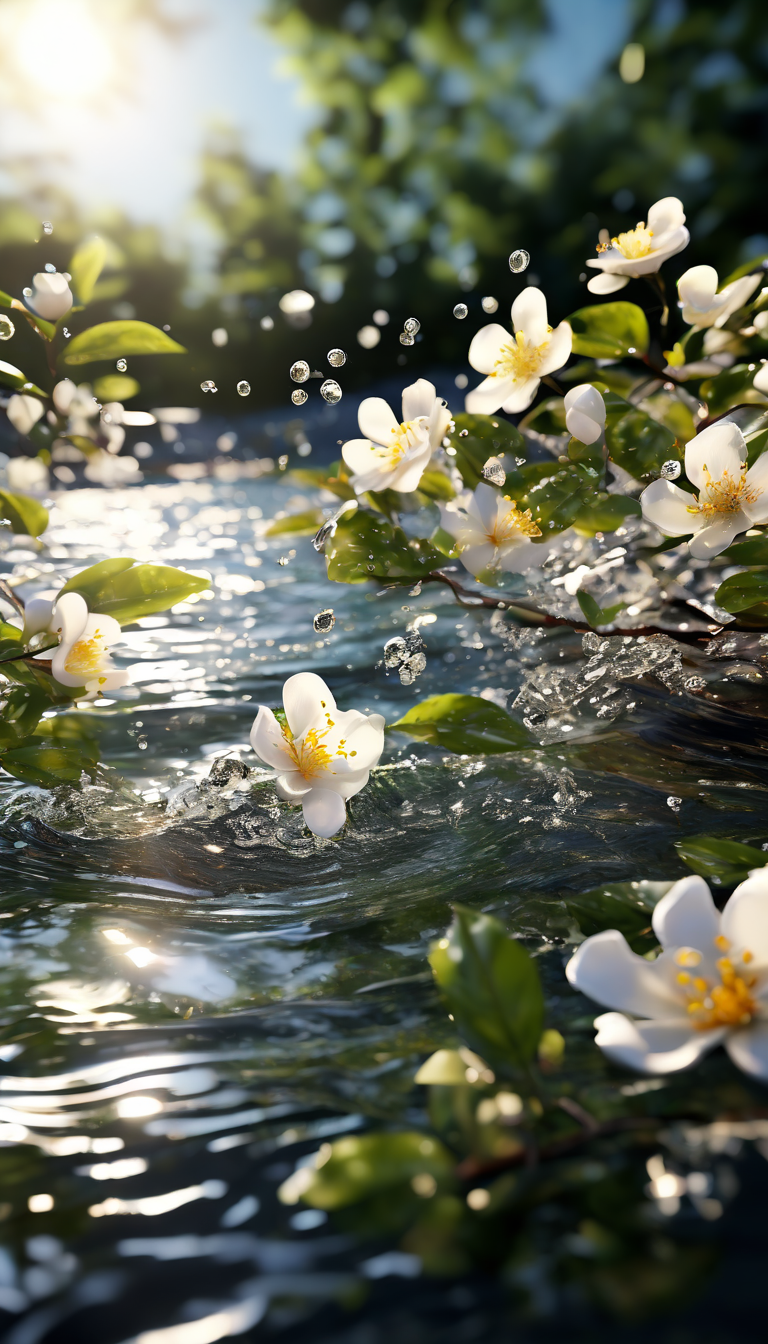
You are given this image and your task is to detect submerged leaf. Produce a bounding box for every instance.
[676,834,768,886]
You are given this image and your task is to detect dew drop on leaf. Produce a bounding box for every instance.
[42,220,53,235]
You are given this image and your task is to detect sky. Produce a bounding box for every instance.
[0,0,631,232]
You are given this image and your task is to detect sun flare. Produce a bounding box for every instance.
[10,0,114,98]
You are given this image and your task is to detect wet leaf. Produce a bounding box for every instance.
[415,1049,468,1085]
[283,1132,455,1211]
[722,535,768,565]
[0,621,24,663]
[520,397,566,437]
[603,391,679,479]
[0,743,97,788]
[714,568,768,615]
[564,880,674,951]
[59,558,209,625]
[445,413,525,490]
[0,359,46,397]
[389,694,532,754]
[576,592,627,629]
[326,510,443,584]
[429,905,544,1070]
[93,374,140,402]
[68,235,108,305]
[63,320,186,365]
[266,508,325,537]
[700,365,764,416]
[574,494,641,535]
[0,489,48,537]
[0,687,46,750]
[676,834,767,885]
[567,302,650,359]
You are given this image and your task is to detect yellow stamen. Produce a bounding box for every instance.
[674,948,702,968]
[598,221,654,260]
[491,329,551,382]
[687,463,757,519]
[63,627,109,679]
[714,935,730,951]
[488,500,542,546]
[676,972,691,986]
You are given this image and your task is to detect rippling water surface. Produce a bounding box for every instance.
[2,460,768,1343]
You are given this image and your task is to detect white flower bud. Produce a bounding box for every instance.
[52,378,77,415]
[27,272,73,321]
[6,392,44,436]
[564,383,606,445]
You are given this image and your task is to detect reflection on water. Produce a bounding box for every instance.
[2,468,768,1340]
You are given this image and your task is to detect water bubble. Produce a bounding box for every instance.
[406,652,427,674]
[404,317,420,335]
[290,360,310,383]
[481,296,499,314]
[660,460,681,480]
[327,348,346,367]
[44,262,56,274]
[320,379,342,404]
[482,456,506,488]
[666,795,682,812]
[62,327,70,338]
[399,666,416,686]
[22,287,32,298]
[313,609,335,633]
[260,315,274,331]
[237,380,251,396]
[509,249,531,273]
[453,303,468,319]
[684,676,707,692]
[116,358,127,372]
[42,221,53,235]
[200,380,217,393]
[291,388,308,406]
[0,315,15,341]
[399,332,415,346]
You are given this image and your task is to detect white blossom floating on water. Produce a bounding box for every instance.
[641,421,768,558]
[357,325,381,349]
[249,672,385,837]
[586,197,688,295]
[313,609,335,633]
[481,456,506,488]
[291,388,308,406]
[327,348,346,367]
[342,379,450,495]
[481,296,499,314]
[660,460,682,480]
[567,872,768,1080]
[237,381,251,396]
[453,303,468,319]
[466,288,572,415]
[200,380,217,393]
[290,360,310,384]
[0,314,15,341]
[509,249,531,273]
[320,379,342,404]
[564,384,606,445]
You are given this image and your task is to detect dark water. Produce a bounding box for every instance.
[2,465,768,1343]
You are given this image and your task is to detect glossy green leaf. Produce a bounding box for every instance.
[59,559,210,625]
[445,413,525,490]
[576,591,626,628]
[266,508,325,537]
[0,489,48,537]
[721,534,768,565]
[513,460,601,533]
[289,460,355,501]
[0,743,97,788]
[676,834,767,886]
[0,359,46,397]
[417,469,456,501]
[63,321,186,366]
[714,568,768,614]
[326,510,443,584]
[92,374,140,402]
[574,493,641,534]
[11,300,56,342]
[389,694,532,754]
[0,288,13,306]
[520,397,567,437]
[603,391,679,479]
[567,302,649,359]
[68,235,107,305]
[0,687,46,750]
[283,1132,455,1211]
[0,620,24,663]
[700,365,764,416]
[565,880,674,952]
[429,905,544,1070]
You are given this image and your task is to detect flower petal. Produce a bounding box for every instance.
[539,321,572,376]
[566,408,602,445]
[388,442,431,493]
[401,378,437,423]
[753,365,768,396]
[651,874,721,953]
[592,1011,724,1074]
[332,767,371,800]
[342,438,377,476]
[465,374,513,415]
[21,596,55,642]
[586,273,630,295]
[498,539,543,573]
[358,397,399,445]
[647,196,686,237]
[566,928,682,1018]
[511,287,548,345]
[467,324,510,375]
[724,1023,768,1081]
[51,591,89,643]
[678,264,718,312]
[302,788,347,838]
[275,773,311,799]
[249,705,293,771]
[685,421,746,491]
[283,672,336,739]
[473,482,501,532]
[688,513,748,558]
[500,376,541,413]
[624,229,689,274]
[742,451,768,522]
[458,542,496,578]
[322,707,385,776]
[721,868,768,964]
[640,479,698,536]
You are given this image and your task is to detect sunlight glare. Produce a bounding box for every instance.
[13,0,113,98]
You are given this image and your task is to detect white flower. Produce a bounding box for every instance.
[52,379,78,416]
[678,265,760,329]
[465,288,572,416]
[439,481,543,579]
[640,421,768,558]
[754,364,768,396]
[566,871,768,1080]
[6,393,44,436]
[249,672,385,838]
[26,272,73,322]
[564,383,606,445]
[47,592,129,696]
[586,197,689,295]
[341,380,448,494]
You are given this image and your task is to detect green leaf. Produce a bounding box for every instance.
[63,321,186,366]
[676,834,768,886]
[389,693,532,754]
[0,687,46,750]
[417,469,456,501]
[68,235,107,305]
[445,413,525,490]
[58,559,210,625]
[513,460,601,533]
[10,300,56,342]
[603,390,679,479]
[519,397,567,436]
[0,360,46,397]
[722,255,768,286]
[0,489,48,537]
[326,510,443,584]
[574,493,641,535]
[576,590,626,628]
[281,1132,455,1211]
[0,743,97,788]
[714,569,768,615]
[429,906,544,1071]
[567,302,649,359]
[700,365,765,417]
[414,1049,468,1085]
[565,880,674,952]
[266,508,325,538]
[92,374,140,402]
[289,460,355,501]
[0,621,24,664]
[722,534,768,566]
[0,288,14,306]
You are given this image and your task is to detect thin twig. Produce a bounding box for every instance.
[455,1115,661,1181]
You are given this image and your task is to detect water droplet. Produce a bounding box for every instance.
[237,380,251,396]
[327,348,346,367]
[62,327,70,338]
[42,221,53,235]
[22,287,32,298]
[320,379,342,404]
[200,380,217,393]
[482,456,506,487]
[211,327,228,348]
[290,360,310,383]
[0,315,15,341]
[509,249,531,273]
[453,303,468,319]
[313,608,335,633]
[404,317,420,335]
[291,388,308,406]
[44,262,56,273]
[116,358,127,372]
[399,666,416,686]
[278,454,289,469]
[660,460,681,480]
[399,332,415,346]
[666,795,682,811]
[481,296,499,314]
[459,429,469,438]
[384,636,407,669]
[260,316,274,331]
[407,652,427,674]
[278,555,290,566]
[684,676,706,692]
